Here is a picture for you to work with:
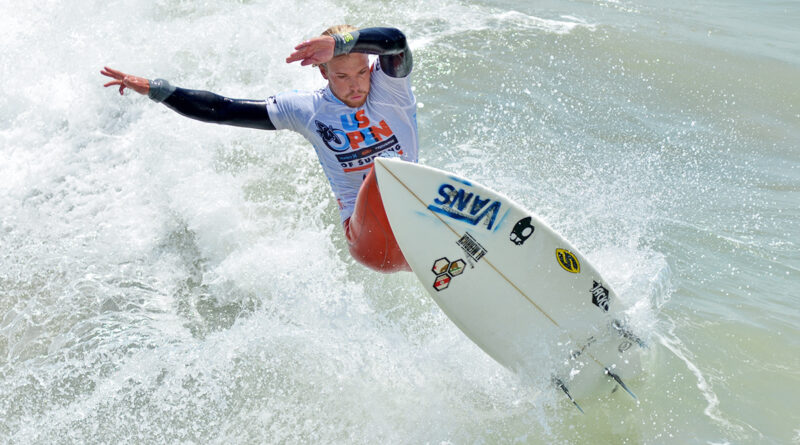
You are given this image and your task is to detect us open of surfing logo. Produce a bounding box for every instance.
[556,248,580,273]
[315,111,396,153]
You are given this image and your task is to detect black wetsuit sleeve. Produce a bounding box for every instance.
[335,27,413,78]
[161,87,276,130]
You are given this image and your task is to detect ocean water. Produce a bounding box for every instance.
[1,0,798,443]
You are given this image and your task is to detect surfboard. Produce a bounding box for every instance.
[374,157,645,410]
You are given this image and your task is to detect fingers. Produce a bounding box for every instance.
[101,77,126,94]
[286,47,310,64]
[104,66,123,76]
[100,66,124,79]
[289,55,318,66]
[286,54,308,64]
[286,38,325,64]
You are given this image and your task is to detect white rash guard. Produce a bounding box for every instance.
[265,58,419,223]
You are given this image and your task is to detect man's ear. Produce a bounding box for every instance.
[318,64,328,80]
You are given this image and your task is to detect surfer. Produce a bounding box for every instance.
[102,25,415,273]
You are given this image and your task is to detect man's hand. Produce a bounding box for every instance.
[285,36,335,66]
[101,66,150,96]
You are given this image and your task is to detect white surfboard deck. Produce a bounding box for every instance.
[374,157,645,406]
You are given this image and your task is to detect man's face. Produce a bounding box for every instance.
[320,53,370,108]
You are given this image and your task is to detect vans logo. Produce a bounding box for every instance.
[428,183,502,230]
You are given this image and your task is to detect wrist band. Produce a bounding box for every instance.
[148,78,176,102]
[332,30,360,56]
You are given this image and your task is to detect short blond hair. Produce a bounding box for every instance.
[321,24,357,37]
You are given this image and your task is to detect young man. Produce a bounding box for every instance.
[102,26,415,273]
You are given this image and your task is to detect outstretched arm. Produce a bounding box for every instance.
[286,27,413,78]
[156,83,276,130]
[101,67,275,130]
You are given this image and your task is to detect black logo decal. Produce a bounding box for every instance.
[457,232,487,262]
[556,248,580,273]
[315,120,347,152]
[591,280,610,312]
[509,216,535,246]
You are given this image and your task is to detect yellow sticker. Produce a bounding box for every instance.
[556,248,580,273]
[343,32,354,43]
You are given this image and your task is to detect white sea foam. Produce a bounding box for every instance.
[1,0,798,443]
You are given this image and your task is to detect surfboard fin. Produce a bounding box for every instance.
[554,378,584,414]
[604,368,637,400]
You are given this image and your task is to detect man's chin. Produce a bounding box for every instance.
[346,96,367,107]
